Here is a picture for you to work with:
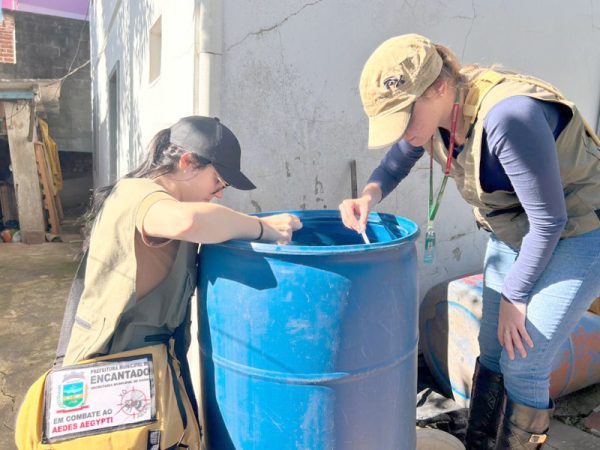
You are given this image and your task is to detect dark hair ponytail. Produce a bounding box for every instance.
[81,127,208,251]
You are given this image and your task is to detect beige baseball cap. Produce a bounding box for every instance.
[359,34,443,149]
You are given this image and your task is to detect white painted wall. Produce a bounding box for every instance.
[91,0,196,184]
[91,0,600,299]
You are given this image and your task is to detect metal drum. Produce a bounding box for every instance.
[420,274,600,407]
[198,210,419,449]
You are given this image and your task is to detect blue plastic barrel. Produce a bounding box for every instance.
[198,210,419,450]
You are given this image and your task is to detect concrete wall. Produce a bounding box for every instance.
[91,0,600,299]
[0,10,92,153]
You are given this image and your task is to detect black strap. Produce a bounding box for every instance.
[164,444,189,450]
[485,205,525,218]
[166,350,188,431]
[172,301,200,422]
[53,250,89,368]
[144,334,172,344]
[144,338,192,448]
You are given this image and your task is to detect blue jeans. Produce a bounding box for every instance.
[478,227,600,409]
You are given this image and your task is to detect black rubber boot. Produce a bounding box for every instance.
[465,358,505,450]
[494,397,554,449]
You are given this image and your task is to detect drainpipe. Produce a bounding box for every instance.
[190,1,223,432]
[193,0,223,117]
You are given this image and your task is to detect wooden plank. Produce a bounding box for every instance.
[0,183,18,222]
[33,143,54,232]
[36,138,64,222]
[546,419,600,449]
[54,193,64,221]
[4,101,45,244]
[34,141,60,234]
[35,132,64,223]
[27,99,35,142]
[36,123,65,226]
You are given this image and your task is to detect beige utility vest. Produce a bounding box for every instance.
[64,179,198,365]
[431,70,600,248]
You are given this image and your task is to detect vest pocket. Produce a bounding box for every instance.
[479,208,529,249]
[583,133,600,160]
[74,314,92,329]
[68,316,107,363]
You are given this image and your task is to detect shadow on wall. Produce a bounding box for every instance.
[92,1,151,185]
[57,151,93,216]
[124,3,152,171]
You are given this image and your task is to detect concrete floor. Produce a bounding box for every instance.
[0,226,81,449]
[0,222,598,449]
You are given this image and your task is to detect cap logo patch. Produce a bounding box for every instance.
[383,75,406,91]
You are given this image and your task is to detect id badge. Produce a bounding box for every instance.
[42,355,156,443]
[423,226,436,264]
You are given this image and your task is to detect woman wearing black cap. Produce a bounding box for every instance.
[339,34,600,449]
[61,116,302,447]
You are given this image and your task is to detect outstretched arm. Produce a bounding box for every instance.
[340,141,424,232]
[142,199,302,244]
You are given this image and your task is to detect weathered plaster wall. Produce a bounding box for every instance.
[220,0,600,298]
[92,0,600,298]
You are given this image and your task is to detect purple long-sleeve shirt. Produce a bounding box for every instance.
[368,96,570,303]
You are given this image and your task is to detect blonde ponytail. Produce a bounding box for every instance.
[434,44,501,87]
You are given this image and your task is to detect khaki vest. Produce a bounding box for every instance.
[64,179,198,365]
[431,70,600,248]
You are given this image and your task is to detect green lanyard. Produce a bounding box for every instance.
[424,93,462,264]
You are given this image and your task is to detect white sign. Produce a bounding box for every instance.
[43,355,156,442]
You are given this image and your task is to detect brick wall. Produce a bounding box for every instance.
[0,11,91,153]
[0,15,16,64]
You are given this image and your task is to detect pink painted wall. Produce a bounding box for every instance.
[2,0,89,20]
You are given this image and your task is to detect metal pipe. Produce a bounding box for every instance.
[350,159,358,199]
[193,0,223,117]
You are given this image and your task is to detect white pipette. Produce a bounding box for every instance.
[359,225,370,245]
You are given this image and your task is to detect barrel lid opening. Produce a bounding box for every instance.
[219,210,419,255]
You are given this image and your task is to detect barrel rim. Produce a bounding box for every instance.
[209,210,420,255]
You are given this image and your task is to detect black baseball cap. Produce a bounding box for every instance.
[169,116,256,190]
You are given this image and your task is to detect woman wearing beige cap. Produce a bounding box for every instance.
[339,34,600,449]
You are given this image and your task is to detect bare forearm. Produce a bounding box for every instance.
[144,200,261,244]
[361,183,383,207]
[185,203,261,243]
